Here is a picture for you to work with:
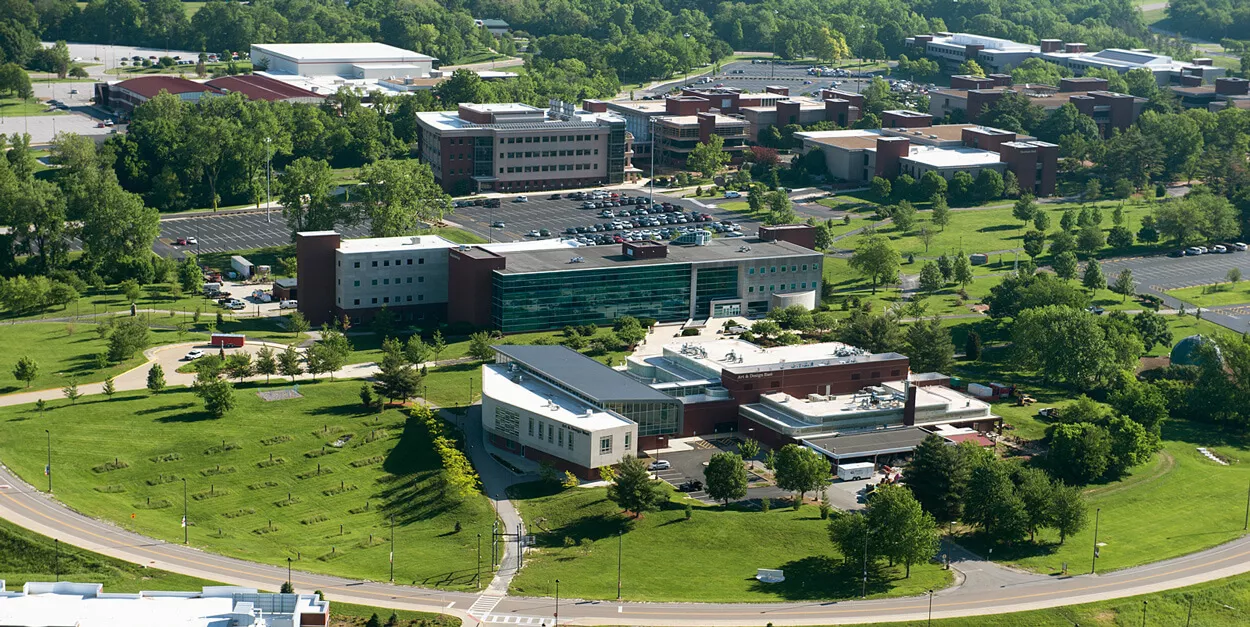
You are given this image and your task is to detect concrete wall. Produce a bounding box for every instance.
[334,245,451,312]
[481,391,635,473]
[295,232,341,326]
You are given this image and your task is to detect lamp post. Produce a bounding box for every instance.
[55,539,60,581]
[861,528,870,598]
[265,137,272,224]
[1141,600,1147,626]
[1091,507,1101,574]
[182,478,188,544]
[617,531,623,600]
[1243,477,1249,530]
[287,557,292,590]
[477,532,482,585]
[390,515,395,582]
[927,589,934,626]
[554,579,560,627]
[648,117,655,206]
[45,430,51,493]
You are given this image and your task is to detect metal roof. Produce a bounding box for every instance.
[802,427,934,460]
[492,345,674,403]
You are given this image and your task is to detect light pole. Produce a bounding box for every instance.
[1141,600,1147,627]
[265,137,272,224]
[287,557,292,590]
[182,478,188,544]
[617,531,623,600]
[861,528,870,598]
[390,515,395,582]
[55,539,60,581]
[648,117,655,206]
[654,436,666,465]
[45,430,51,493]
[554,579,560,627]
[927,589,934,626]
[477,532,482,585]
[1243,477,1249,530]
[1091,507,1101,574]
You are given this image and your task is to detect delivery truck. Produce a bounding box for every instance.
[836,462,876,481]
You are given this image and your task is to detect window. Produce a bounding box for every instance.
[419,258,425,265]
[353,280,360,287]
[802,264,808,271]
[353,262,360,268]
[371,298,378,304]
[407,259,413,265]
[384,260,390,267]
[371,279,378,286]
[568,431,574,450]
[353,299,360,305]
[780,266,786,273]
[748,286,754,293]
[538,422,543,439]
[791,265,797,272]
[548,428,554,443]
[406,277,412,284]
[748,268,755,275]
[528,417,534,436]
[418,276,425,283]
[372,261,378,267]
[599,436,613,454]
[851,373,861,380]
[383,297,389,303]
[558,429,564,447]
[406,295,413,302]
[624,433,632,449]
[383,278,390,285]
[770,266,776,273]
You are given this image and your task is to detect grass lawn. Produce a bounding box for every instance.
[862,569,1250,626]
[0,323,206,394]
[454,50,506,65]
[0,516,460,627]
[1167,282,1250,308]
[0,381,496,591]
[199,244,295,278]
[507,482,952,602]
[1,97,62,116]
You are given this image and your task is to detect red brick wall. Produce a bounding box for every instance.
[874,137,910,178]
[759,225,817,250]
[295,232,340,326]
[966,90,1006,123]
[447,248,506,328]
[720,358,910,405]
[999,142,1038,194]
[681,399,741,436]
[777,101,801,126]
[824,99,850,126]
[882,111,931,128]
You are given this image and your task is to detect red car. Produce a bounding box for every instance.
[174,237,189,245]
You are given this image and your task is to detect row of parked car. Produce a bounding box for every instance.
[1173,243,1249,256]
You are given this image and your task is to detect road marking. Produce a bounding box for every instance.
[469,594,505,619]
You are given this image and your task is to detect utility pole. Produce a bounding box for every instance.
[1243,477,1249,530]
[554,579,560,627]
[861,528,869,598]
[1090,507,1101,574]
[389,515,395,582]
[477,532,482,585]
[182,478,188,544]
[648,117,655,207]
[45,430,51,492]
[55,539,59,581]
[617,531,623,600]
[287,557,292,590]
[265,137,272,224]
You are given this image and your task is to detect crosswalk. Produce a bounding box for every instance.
[468,595,547,626]
[468,595,504,619]
[482,615,546,625]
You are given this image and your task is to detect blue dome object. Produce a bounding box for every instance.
[1171,334,1217,367]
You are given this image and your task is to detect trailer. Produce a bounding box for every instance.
[231,255,254,280]
[836,462,876,481]
[210,333,245,348]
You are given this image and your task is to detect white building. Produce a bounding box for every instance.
[0,581,329,627]
[251,42,436,79]
[334,234,458,315]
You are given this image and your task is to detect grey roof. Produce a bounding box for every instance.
[802,427,934,460]
[492,345,675,403]
[274,278,297,288]
[496,237,820,275]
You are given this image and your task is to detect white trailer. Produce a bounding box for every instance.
[231,255,254,280]
[836,462,876,481]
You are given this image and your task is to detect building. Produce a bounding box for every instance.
[929,76,1148,136]
[93,75,221,113]
[0,581,329,627]
[475,19,511,35]
[452,236,823,333]
[203,73,323,103]
[907,32,1225,85]
[251,42,436,80]
[1169,77,1250,111]
[652,112,750,168]
[415,101,636,194]
[482,345,678,478]
[797,122,1057,196]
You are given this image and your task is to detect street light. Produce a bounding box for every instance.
[617,531,623,600]
[477,532,482,585]
[554,579,560,627]
[287,557,292,590]
[390,515,395,582]
[45,430,51,493]
[654,436,666,465]
[1091,507,1101,574]
[927,589,934,626]
[182,478,188,544]
[265,137,273,224]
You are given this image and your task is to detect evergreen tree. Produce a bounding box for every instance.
[1082,259,1106,292]
[607,455,667,517]
[146,363,166,393]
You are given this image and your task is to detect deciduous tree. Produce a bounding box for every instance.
[703,452,748,505]
[607,455,667,517]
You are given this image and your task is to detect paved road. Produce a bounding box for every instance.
[1102,251,1250,332]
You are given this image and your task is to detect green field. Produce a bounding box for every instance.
[0,323,206,394]
[508,482,952,602]
[1,97,62,116]
[0,381,496,591]
[1167,282,1250,308]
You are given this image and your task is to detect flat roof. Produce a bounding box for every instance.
[803,427,934,459]
[415,108,620,131]
[493,345,674,403]
[337,234,458,253]
[0,583,326,627]
[493,237,819,274]
[252,42,434,63]
[114,76,219,98]
[483,364,632,431]
[605,100,670,114]
[903,145,1003,168]
[655,113,749,126]
[662,339,905,376]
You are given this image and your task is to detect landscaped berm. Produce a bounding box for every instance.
[0,381,494,591]
[507,482,951,603]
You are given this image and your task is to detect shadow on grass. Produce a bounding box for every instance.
[1161,419,1250,450]
[744,555,908,600]
[135,402,197,416]
[953,533,1063,563]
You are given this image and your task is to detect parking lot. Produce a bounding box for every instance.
[157,210,371,258]
[1103,249,1250,332]
[644,60,875,98]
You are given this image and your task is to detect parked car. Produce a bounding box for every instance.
[1186,247,1203,256]
[182,349,205,361]
[723,191,741,198]
[1236,243,1249,251]
[540,228,551,237]
[548,194,561,200]
[223,299,246,310]
[677,480,704,492]
[279,299,298,309]
[492,221,506,228]
[514,195,529,203]
[175,237,189,245]
[1087,305,1105,315]
[1213,244,1228,254]
[526,230,541,237]
[648,460,671,471]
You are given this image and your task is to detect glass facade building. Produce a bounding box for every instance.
[492,265,693,333]
[694,267,739,317]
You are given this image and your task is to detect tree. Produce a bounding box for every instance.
[404,335,429,365]
[1082,259,1106,292]
[1106,414,1156,476]
[958,59,985,76]
[1049,484,1088,543]
[278,157,344,239]
[225,352,254,382]
[814,223,834,250]
[1053,251,1079,281]
[1229,268,1243,285]
[614,316,646,347]
[1012,195,1037,227]
[177,256,202,294]
[963,460,1029,544]
[687,134,730,179]
[773,444,831,503]
[850,233,901,294]
[1012,467,1055,542]
[965,331,982,361]
[905,435,968,522]
[108,318,150,361]
[1137,215,1159,243]
[146,363,166,394]
[905,317,955,373]
[1013,305,1140,389]
[867,484,940,576]
[254,346,277,384]
[63,380,80,404]
[196,378,236,418]
[891,201,917,233]
[359,383,378,412]
[356,159,451,237]
[1060,210,1078,232]
[917,225,934,253]
[738,438,761,461]
[100,376,116,400]
[1107,225,1134,250]
[430,330,447,362]
[278,345,303,382]
[1022,230,1047,259]
[1083,179,1101,202]
[838,311,902,354]
[121,279,142,304]
[374,348,421,404]
[765,191,798,225]
[1047,422,1112,485]
[703,452,748,505]
[289,311,310,338]
[607,455,666,517]
[973,169,1004,202]
[870,176,891,200]
[12,356,37,389]
[1033,210,1051,232]
[918,262,943,295]
[468,331,495,361]
[952,252,973,288]
[1132,310,1173,353]
[920,172,948,201]
[1110,269,1135,302]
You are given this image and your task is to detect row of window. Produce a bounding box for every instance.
[749,263,811,275]
[346,258,427,269]
[501,134,598,144]
[530,416,576,451]
[502,149,597,158]
[345,276,426,287]
[347,294,426,306]
[747,282,811,293]
[503,163,598,174]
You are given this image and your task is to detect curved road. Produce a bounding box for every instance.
[4,458,1250,625]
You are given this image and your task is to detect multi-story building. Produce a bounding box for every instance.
[797,121,1058,196]
[415,102,636,194]
[908,32,1225,86]
[652,112,750,168]
[94,76,221,114]
[930,76,1148,136]
[448,235,824,333]
[1169,77,1250,111]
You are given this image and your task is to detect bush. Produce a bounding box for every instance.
[681,328,700,337]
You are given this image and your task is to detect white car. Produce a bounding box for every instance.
[1235,243,1248,251]
[723,191,741,198]
[186,236,198,245]
[279,300,298,309]
[648,460,671,471]
[514,195,529,203]
[1213,244,1228,254]
[182,349,205,361]
[526,230,541,237]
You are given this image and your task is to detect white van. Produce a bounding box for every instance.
[203,282,222,295]
[279,300,298,309]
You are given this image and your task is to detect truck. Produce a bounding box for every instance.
[836,462,876,482]
[231,255,254,280]
[202,282,223,296]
